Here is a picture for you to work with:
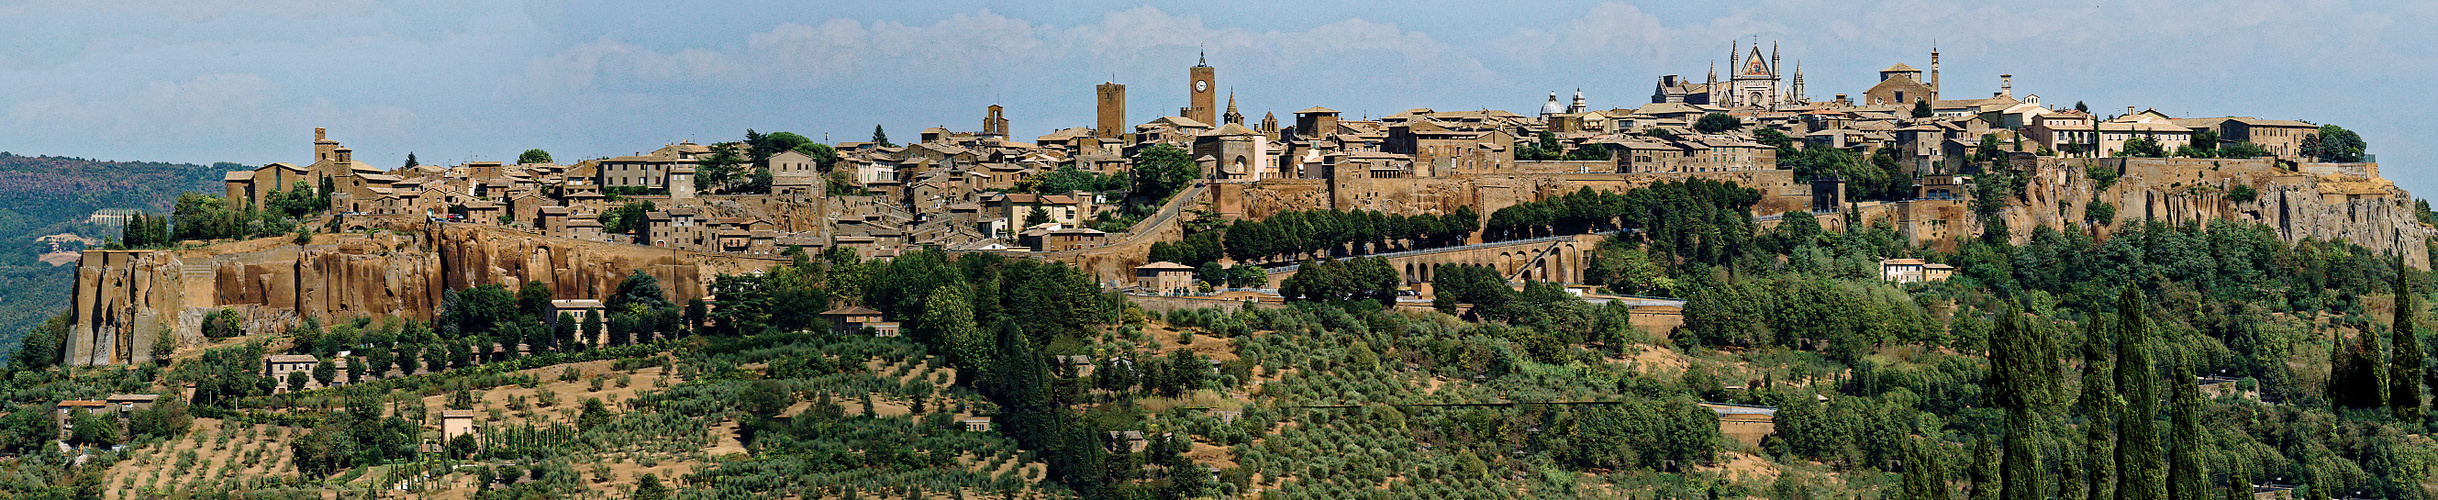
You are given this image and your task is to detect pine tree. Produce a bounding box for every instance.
[2392,261,2425,420]
[2116,288,2164,500]
[2080,317,2117,500]
[872,125,893,147]
[2169,352,2205,500]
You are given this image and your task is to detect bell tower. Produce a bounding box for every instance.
[1186,51,1216,125]
[1096,81,1126,139]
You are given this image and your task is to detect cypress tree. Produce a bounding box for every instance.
[2169,352,2205,500]
[1971,434,2000,500]
[2393,261,2425,420]
[2226,461,2253,500]
[2080,316,2116,500]
[1904,437,1951,500]
[2116,288,2164,500]
[1988,305,2050,500]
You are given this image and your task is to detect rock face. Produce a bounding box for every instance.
[1997,158,2432,268]
[64,224,786,366]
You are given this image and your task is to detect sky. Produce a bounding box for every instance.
[4,0,2436,194]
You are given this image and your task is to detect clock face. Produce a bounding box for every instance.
[1196,80,1208,92]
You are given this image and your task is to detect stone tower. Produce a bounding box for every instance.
[1186,52,1216,125]
[1096,82,1126,139]
[981,104,1008,138]
[1930,45,1941,102]
[1223,92,1244,125]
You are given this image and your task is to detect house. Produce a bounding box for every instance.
[546,299,608,345]
[1881,258,1955,283]
[441,409,477,441]
[104,394,159,414]
[1134,262,1197,294]
[819,306,900,336]
[961,417,993,432]
[53,400,110,437]
[266,355,318,388]
[1700,403,1779,448]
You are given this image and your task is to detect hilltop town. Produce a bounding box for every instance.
[10,42,2435,500]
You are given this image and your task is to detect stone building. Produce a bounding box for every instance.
[1862,48,1941,107]
[1134,261,1196,294]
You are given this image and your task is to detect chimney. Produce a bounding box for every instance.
[1835,94,1849,106]
[2127,105,2136,117]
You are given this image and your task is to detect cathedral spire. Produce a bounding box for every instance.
[1223,91,1244,125]
[1793,60,1805,103]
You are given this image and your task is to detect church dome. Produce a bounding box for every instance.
[1539,92,1564,115]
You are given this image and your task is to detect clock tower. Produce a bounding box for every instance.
[1185,51,1216,125]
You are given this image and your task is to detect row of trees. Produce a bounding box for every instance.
[1484,180,1762,265]
[1276,257,1400,305]
[1221,207,1480,264]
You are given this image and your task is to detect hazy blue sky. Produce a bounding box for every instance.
[5,1,2434,194]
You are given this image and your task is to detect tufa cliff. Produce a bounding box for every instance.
[63,223,786,366]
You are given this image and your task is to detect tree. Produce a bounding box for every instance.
[696,142,749,193]
[1904,437,1951,500]
[2218,142,2270,159]
[2302,125,2366,163]
[202,308,245,338]
[600,200,657,235]
[312,358,337,387]
[518,149,553,164]
[2075,101,2090,113]
[1694,113,1744,133]
[1971,434,1999,500]
[2081,317,2117,500]
[1913,100,1934,118]
[1131,144,1200,202]
[2120,136,2165,158]
[404,152,419,168]
[633,473,670,500]
[2393,260,2426,420]
[579,311,603,349]
[872,125,894,147]
[554,312,578,351]
[1988,305,2057,500]
[2117,288,2164,500]
[2169,352,2206,500]
[608,270,674,312]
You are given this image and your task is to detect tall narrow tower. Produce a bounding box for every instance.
[1929,45,1942,101]
[1187,51,1217,125]
[1096,82,1126,139]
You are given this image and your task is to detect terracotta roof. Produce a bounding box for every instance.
[821,306,883,316]
[1296,106,1340,114]
[1137,261,1195,270]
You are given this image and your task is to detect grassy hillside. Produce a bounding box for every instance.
[0,152,243,361]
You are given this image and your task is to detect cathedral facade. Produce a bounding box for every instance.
[1652,40,1805,109]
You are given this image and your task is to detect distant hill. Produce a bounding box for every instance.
[0,152,243,361]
